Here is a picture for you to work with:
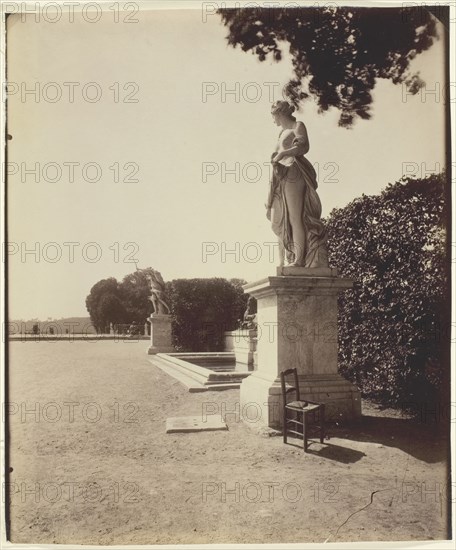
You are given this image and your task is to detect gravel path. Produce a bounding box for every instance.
[6,340,449,544]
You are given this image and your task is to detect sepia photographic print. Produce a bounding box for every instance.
[1,0,454,547]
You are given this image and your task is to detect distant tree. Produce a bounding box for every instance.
[218,6,438,127]
[119,270,153,325]
[96,294,126,331]
[85,277,125,332]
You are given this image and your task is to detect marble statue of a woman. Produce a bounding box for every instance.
[267,100,328,267]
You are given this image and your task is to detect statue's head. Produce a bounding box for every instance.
[271,100,295,123]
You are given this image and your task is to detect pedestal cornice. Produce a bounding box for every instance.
[243,275,353,299]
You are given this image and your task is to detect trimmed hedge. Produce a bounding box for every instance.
[87,273,247,346]
[326,173,448,405]
[166,278,247,352]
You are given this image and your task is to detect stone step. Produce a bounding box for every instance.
[189,383,243,393]
[165,352,234,366]
[149,353,251,392]
[150,355,208,389]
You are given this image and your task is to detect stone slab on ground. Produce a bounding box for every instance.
[165,415,228,433]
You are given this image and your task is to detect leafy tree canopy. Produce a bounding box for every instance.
[85,277,126,332]
[120,271,153,326]
[218,6,438,126]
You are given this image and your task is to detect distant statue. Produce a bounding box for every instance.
[240,296,257,330]
[141,267,171,315]
[267,100,328,267]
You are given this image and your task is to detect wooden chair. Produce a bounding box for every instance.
[280,368,325,452]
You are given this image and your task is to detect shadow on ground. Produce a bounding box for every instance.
[284,439,367,464]
[327,414,449,464]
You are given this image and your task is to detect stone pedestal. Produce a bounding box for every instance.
[239,267,361,428]
[147,314,174,355]
[227,329,257,370]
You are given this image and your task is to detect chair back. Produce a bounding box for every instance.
[280,368,301,404]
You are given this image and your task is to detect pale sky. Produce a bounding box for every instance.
[6,6,446,319]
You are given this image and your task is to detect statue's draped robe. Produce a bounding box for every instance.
[268,133,328,267]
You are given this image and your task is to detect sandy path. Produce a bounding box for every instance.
[6,340,449,544]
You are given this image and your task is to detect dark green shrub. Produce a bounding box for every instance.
[326,173,448,406]
[166,278,247,351]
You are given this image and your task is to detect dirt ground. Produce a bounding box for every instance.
[5,340,451,545]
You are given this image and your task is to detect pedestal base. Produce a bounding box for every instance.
[240,271,362,428]
[240,371,361,429]
[147,314,174,355]
[229,329,257,369]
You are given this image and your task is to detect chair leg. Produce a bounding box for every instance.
[303,412,308,452]
[320,405,325,443]
[283,409,287,444]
